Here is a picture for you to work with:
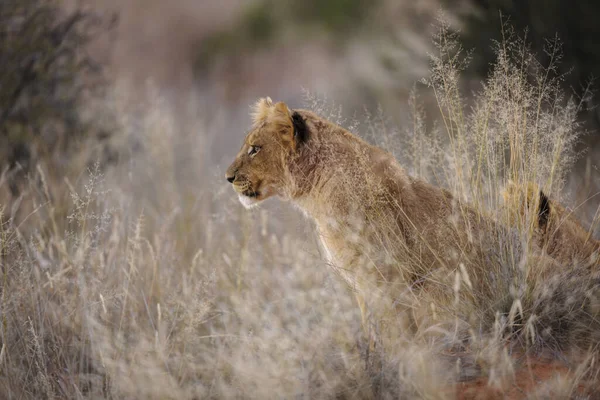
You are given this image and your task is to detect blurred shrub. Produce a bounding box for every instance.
[0,0,116,194]
[458,0,600,138]
[194,0,376,73]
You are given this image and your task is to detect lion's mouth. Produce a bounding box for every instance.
[243,190,260,198]
[232,180,269,208]
[237,189,262,209]
[233,180,261,199]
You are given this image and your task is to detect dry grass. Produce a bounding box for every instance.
[0,21,599,399]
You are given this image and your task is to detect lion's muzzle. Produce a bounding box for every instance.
[225,165,238,183]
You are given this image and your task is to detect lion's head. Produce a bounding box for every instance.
[225,97,307,208]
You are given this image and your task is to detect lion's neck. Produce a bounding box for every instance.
[286,135,384,224]
[282,116,411,227]
[286,145,343,219]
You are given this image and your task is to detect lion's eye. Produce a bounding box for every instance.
[248,145,261,157]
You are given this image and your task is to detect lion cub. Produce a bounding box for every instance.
[226,98,557,328]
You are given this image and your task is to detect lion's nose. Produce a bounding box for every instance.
[226,172,236,183]
[226,165,238,183]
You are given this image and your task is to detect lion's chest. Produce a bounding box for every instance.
[316,222,395,291]
[318,232,360,290]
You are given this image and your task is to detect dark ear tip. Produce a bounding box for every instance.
[291,111,308,143]
[538,190,550,227]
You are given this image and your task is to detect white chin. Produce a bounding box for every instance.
[238,194,261,209]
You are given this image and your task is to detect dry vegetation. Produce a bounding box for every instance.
[1,20,600,399]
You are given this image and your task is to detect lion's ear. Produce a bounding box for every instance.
[251,98,302,149]
[292,112,308,143]
[251,97,274,124]
[273,102,291,119]
[272,101,294,138]
[538,189,550,229]
[273,103,308,148]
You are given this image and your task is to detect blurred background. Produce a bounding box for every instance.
[4,2,600,398]
[2,0,600,207]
